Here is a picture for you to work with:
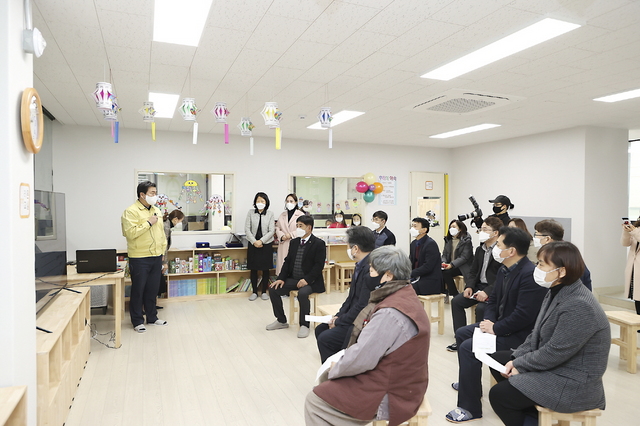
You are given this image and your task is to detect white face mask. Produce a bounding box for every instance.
[449,227,459,237]
[336,217,343,223]
[346,247,355,260]
[533,237,543,248]
[295,227,306,238]
[533,267,560,288]
[492,245,507,263]
[173,222,183,231]
[145,195,158,206]
[256,202,266,210]
[303,206,310,212]
[286,202,296,211]
[370,222,381,230]
[353,221,361,226]
[478,231,491,243]
[409,228,420,238]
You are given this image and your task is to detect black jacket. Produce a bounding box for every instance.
[277,234,326,293]
[466,243,501,296]
[334,254,374,327]
[409,235,443,295]
[484,257,547,348]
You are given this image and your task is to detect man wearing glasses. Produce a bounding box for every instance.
[534,219,592,290]
[447,217,503,352]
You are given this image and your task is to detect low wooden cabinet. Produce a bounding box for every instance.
[36,288,91,426]
[0,385,27,426]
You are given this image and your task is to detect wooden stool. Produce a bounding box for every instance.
[453,275,466,293]
[372,394,431,426]
[317,304,343,317]
[536,406,602,426]
[323,264,334,294]
[606,310,640,373]
[289,291,319,326]
[467,304,476,324]
[335,262,356,293]
[417,294,445,335]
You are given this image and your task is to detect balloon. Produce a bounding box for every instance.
[355,181,369,193]
[363,190,375,203]
[369,184,376,192]
[373,182,384,194]
[363,172,376,185]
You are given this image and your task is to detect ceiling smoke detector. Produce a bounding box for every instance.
[404,89,524,114]
[298,114,307,120]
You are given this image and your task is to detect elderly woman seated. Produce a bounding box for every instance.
[488,241,610,426]
[304,245,430,426]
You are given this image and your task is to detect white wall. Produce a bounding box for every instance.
[51,124,452,258]
[450,126,628,290]
[0,0,37,423]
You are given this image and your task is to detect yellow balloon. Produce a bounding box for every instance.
[363,172,376,185]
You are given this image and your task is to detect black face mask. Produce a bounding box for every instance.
[493,206,503,214]
[372,272,387,289]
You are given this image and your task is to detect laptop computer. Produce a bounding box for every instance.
[76,249,117,273]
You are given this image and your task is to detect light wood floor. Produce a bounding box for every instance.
[65,292,639,426]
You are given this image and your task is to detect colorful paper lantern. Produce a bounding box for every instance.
[179,98,198,121]
[261,101,280,128]
[139,101,157,141]
[212,102,230,144]
[238,117,255,155]
[318,107,332,128]
[92,82,113,110]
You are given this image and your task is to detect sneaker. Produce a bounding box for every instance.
[266,320,289,331]
[248,293,258,301]
[451,382,459,391]
[445,407,480,423]
[149,319,167,326]
[447,343,458,352]
[261,293,269,300]
[297,326,310,338]
[134,324,146,333]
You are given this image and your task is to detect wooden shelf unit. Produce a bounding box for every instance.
[0,386,27,426]
[35,288,91,426]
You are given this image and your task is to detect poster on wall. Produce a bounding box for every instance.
[378,175,397,206]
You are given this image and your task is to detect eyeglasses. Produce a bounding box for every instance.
[534,233,549,238]
[479,227,494,232]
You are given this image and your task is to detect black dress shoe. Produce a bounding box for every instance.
[446,342,458,352]
[156,305,163,310]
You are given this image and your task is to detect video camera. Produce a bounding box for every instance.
[457,195,484,228]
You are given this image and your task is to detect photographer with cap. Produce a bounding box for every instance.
[488,195,514,226]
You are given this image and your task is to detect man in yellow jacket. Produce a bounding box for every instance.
[121,181,167,333]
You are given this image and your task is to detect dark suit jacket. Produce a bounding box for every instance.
[277,234,326,293]
[484,257,547,348]
[410,235,443,295]
[334,254,374,327]
[466,244,501,296]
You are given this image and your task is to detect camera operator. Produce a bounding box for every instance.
[488,195,513,226]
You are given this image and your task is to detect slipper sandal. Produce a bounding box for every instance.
[446,408,480,423]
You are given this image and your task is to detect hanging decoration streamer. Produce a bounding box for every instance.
[250,137,254,156]
[193,122,199,145]
[180,98,199,145]
[275,127,281,150]
[318,107,333,149]
[238,117,255,155]
[139,101,157,141]
[114,122,119,143]
[212,102,230,145]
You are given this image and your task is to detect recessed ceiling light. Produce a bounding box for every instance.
[149,92,180,118]
[307,110,365,129]
[421,18,581,81]
[153,0,213,47]
[593,88,640,103]
[430,124,501,139]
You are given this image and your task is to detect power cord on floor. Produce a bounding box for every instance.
[90,323,118,349]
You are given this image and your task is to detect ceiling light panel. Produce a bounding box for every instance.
[148,93,180,118]
[153,0,213,47]
[593,88,640,103]
[307,110,365,129]
[421,18,581,81]
[430,124,501,139]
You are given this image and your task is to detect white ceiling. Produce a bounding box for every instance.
[32,0,640,148]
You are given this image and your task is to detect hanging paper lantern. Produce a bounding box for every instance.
[318,107,332,128]
[212,102,229,123]
[102,109,117,121]
[139,101,156,141]
[92,82,113,110]
[261,101,280,128]
[237,117,254,136]
[179,98,199,121]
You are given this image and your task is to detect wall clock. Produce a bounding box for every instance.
[21,87,44,154]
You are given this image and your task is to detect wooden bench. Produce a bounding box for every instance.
[453,275,465,293]
[417,294,445,335]
[372,394,431,426]
[288,291,319,326]
[536,406,602,426]
[317,304,344,317]
[606,310,640,373]
[335,262,356,293]
[323,264,334,294]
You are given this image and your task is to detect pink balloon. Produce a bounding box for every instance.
[355,181,369,193]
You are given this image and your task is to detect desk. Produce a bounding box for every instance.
[66,265,124,348]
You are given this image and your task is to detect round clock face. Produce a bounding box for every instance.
[21,88,44,154]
